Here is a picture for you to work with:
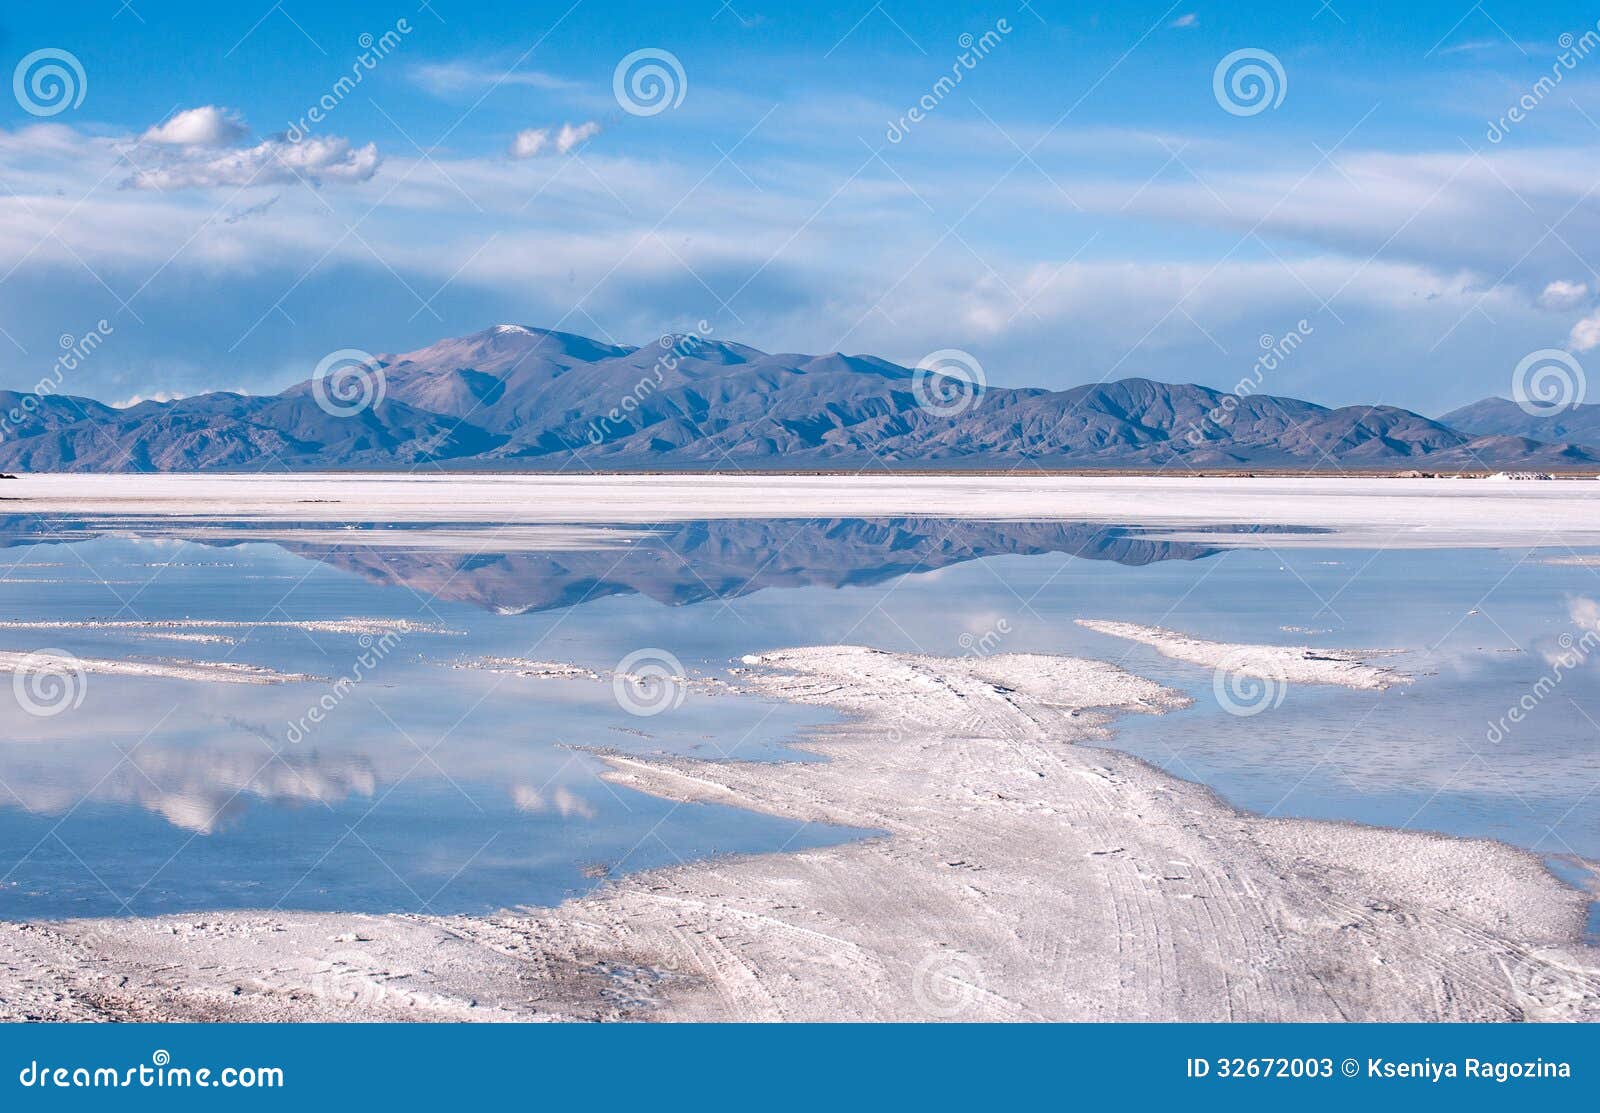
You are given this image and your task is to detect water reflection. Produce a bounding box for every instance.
[0,513,1254,615]
[0,511,1592,922]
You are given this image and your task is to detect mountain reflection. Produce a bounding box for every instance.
[0,515,1235,615]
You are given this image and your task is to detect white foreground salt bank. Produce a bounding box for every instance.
[0,650,318,685]
[1076,620,1412,690]
[3,645,1592,1022]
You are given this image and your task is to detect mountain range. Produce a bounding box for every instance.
[2,324,1595,472]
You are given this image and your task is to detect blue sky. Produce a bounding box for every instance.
[4,0,1600,411]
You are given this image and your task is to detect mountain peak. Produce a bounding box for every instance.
[382,324,633,377]
[1440,395,1600,446]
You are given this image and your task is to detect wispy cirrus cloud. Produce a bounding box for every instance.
[0,105,1594,415]
[410,60,582,96]
[1062,144,1600,295]
[223,195,281,224]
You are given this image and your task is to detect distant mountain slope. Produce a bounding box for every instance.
[370,325,637,433]
[0,391,503,471]
[1439,396,1600,448]
[1,325,1596,472]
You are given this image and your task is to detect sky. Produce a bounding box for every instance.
[4,0,1600,413]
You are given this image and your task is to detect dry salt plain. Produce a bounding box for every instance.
[0,474,1598,1021]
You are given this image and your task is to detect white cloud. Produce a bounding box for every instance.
[508,128,549,158]
[140,106,248,147]
[1569,309,1600,352]
[509,121,600,158]
[122,135,380,190]
[112,391,186,407]
[0,116,1589,412]
[1169,13,1199,28]
[556,121,601,153]
[1540,279,1589,310]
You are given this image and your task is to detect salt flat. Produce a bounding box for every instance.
[2,475,1598,1022]
[6,473,1600,550]
[1077,620,1412,690]
[0,650,317,686]
[3,642,1595,1022]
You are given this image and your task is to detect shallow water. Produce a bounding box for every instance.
[0,512,1596,925]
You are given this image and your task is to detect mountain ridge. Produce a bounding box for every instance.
[2,325,1597,472]
[1438,396,1600,448]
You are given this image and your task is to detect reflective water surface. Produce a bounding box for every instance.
[0,511,1596,925]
